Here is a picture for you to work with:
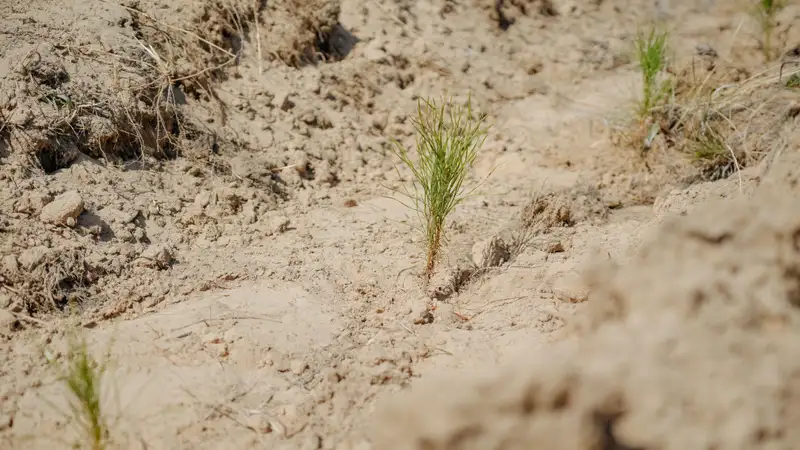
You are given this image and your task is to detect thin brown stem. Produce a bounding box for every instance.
[425,227,442,280]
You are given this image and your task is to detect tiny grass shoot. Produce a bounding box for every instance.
[752,0,786,61]
[634,26,670,119]
[45,331,112,450]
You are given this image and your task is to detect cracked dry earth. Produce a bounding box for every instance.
[2,0,800,449]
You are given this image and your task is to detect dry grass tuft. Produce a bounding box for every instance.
[653,59,799,182]
[614,22,800,184]
[116,0,262,154]
[1,245,96,315]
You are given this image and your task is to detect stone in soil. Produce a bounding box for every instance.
[39,190,84,226]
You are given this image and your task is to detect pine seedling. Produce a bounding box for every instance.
[45,332,111,450]
[634,26,669,119]
[753,0,785,61]
[391,94,490,280]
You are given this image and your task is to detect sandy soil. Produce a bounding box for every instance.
[1,0,799,448]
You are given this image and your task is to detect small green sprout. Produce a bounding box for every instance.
[634,26,670,118]
[45,333,111,450]
[752,0,786,61]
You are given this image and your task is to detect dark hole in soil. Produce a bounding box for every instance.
[36,145,68,174]
[35,114,183,173]
[594,412,645,450]
[495,0,514,30]
[27,61,70,89]
[54,278,87,311]
[222,30,243,59]
[37,148,57,173]
[315,23,359,61]
[0,137,9,160]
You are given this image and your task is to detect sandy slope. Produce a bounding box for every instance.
[1,0,799,449]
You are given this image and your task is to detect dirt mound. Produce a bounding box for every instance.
[0,1,161,172]
[0,0,342,172]
[0,0,346,317]
[371,177,800,449]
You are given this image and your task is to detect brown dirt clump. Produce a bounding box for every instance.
[371,183,800,449]
[259,0,342,66]
[520,184,609,232]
